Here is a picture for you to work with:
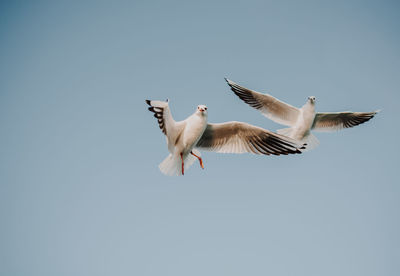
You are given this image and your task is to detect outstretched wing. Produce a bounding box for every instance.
[225,78,300,127]
[146,100,185,136]
[196,121,305,155]
[312,111,378,132]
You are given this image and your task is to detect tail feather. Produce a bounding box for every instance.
[159,154,180,176]
[158,152,200,176]
[301,133,319,151]
[277,128,319,152]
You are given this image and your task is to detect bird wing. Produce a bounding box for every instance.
[146,100,185,137]
[196,121,305,155]
[311,111,378,132]
[225,78,300,127]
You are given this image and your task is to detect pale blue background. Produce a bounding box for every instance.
[1,1,399,275]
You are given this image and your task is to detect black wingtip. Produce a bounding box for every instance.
[145,100,151,106]
[300,143,307,150]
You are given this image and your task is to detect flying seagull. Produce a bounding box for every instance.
[146,99,305,176]
[225,78,378,150]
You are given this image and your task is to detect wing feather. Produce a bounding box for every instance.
[225,79,300,127]
[146,100,185,144]
[196,121,305,155]
[312,111,378,132]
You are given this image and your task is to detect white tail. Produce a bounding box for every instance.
[277,128,319,152]
[158,151,200,176]
[301,133,319,151]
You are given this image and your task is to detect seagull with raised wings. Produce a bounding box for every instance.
[146,99,305,176]
[225,79,379,150]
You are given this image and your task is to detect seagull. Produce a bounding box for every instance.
[225,78,379,150]
[146,99,305,176]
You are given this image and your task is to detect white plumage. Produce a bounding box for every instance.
[226,79,378,150]
[146,99,305,176]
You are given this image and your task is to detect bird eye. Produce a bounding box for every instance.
[205,107,207,110]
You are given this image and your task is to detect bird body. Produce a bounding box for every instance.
[146,100,208,175]
[181,108,208,152]
[289,98,316,141]
[146,99,305,176]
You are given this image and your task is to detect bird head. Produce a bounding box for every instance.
[307,96,316,103]
[197,105,208,115]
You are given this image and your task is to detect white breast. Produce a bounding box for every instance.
[292,106,315,140]
[181,114,207,152]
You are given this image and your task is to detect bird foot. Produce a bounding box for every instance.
[191,151,204,169]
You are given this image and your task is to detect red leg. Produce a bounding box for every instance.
[180,153,184,175]
[191,151,204,169]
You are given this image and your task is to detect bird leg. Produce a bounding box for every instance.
[180,153,184,175]
[191,151,204,169]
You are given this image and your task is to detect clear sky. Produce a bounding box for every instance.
[0,1,399,275]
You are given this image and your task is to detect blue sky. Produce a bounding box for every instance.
[0,1,399,275]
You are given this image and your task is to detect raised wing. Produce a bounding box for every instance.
[146,100,185,136]
[225,78,300,127]
[312,111,378,132]
[196,121,305,155]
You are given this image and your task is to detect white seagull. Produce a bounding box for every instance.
[146,99,305,176]
[226,78,379,150]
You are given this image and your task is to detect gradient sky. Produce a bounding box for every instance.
[1,1,399,275]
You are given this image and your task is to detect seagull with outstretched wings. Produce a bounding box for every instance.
[146,99,306,176]
[225,78,379,150]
